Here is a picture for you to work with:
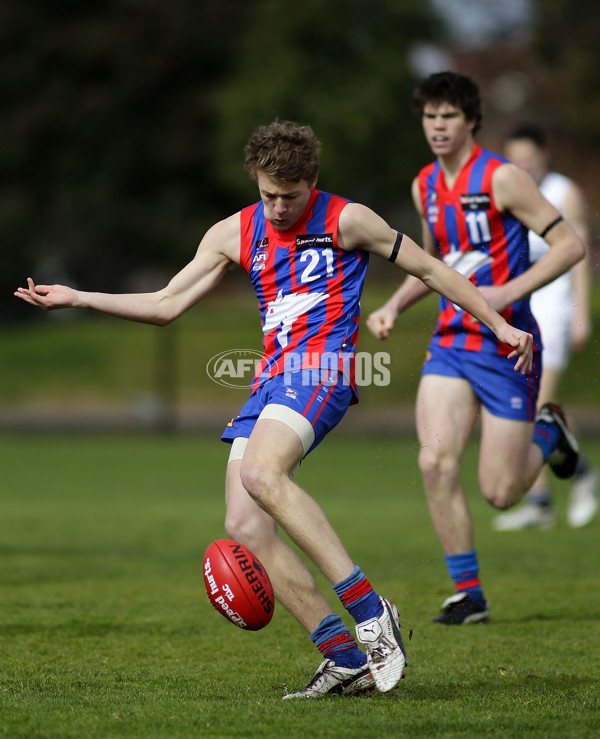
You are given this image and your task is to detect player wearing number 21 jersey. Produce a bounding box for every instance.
[16,119,537,697]
[239,188,367,396]
[416,143,542,356]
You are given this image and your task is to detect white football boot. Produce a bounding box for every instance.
[355,598,406,693]
[568,465,598,528]
[282,659,374,699]
[493,502,555,531]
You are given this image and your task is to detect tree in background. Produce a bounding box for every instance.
[534,0,600,145]
[431,0,600,270]
[3,0,598,321]
[2,0,253,309]
[3,0,439,315]
[212,0,437,217]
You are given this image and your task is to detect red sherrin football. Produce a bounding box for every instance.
[203,539,275,631]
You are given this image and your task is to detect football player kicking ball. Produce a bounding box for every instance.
[367,73,585,626]
[17,120,533,697]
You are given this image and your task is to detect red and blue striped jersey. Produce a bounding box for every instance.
[239,189,369,394]
[417,144,541,354]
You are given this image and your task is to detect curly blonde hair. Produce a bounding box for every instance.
[244,120,320,184]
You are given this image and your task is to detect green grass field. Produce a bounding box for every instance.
[1,432,598,738]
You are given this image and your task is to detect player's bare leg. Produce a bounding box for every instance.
[416,375,479,555]
[225,459,333,634]
[478,410,541,509]
[238,417,356,585]
[226,457,388,699]
[492,367,560,530]
[416,374,490,624]
[237,417,406,693]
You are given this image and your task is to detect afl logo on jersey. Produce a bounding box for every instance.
[253,238,269,272]
[427,191,439,221]
[252,251,268,272]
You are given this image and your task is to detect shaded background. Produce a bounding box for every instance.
[2,0,599,428]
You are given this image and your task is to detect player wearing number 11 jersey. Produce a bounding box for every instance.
[367,72,585,626]
[416,143,542,356]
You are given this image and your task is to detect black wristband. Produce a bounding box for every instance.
[389,232,404,263]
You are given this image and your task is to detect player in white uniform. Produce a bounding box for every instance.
[493,125,598,530]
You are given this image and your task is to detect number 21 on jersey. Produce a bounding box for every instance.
[298,247,335,284]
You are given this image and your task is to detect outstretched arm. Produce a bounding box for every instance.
[339,203,533,374]
[15,214,240,326]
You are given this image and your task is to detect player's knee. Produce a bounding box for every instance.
[238,458,280,510]
[486,495,517,510]
[480,477,523,510]
[223,512,248,544]
[224,508,275,550]
[418,446,460,487]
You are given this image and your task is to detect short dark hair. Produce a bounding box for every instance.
[505,124,547,149]
[244,120,321,184]
[412,71,482,134]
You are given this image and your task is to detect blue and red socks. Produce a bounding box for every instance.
[333,565,383,623]
[311,566,385,668]
[310,614,366,669]
[445,549,485,606]
[532,414,561,462]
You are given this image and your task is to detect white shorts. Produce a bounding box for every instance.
[531,277,573,372]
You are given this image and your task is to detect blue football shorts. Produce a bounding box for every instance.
[221,369,354,458]
[422,344,541,421]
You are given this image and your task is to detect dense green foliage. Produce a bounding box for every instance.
[3,0,253,301]
[534,0,600,143]
[0,434,598,737]
[5,0,599,323]
[212,0,436,208]
[3,0,437,312]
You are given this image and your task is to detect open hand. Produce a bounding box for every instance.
[14,278,77,310]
